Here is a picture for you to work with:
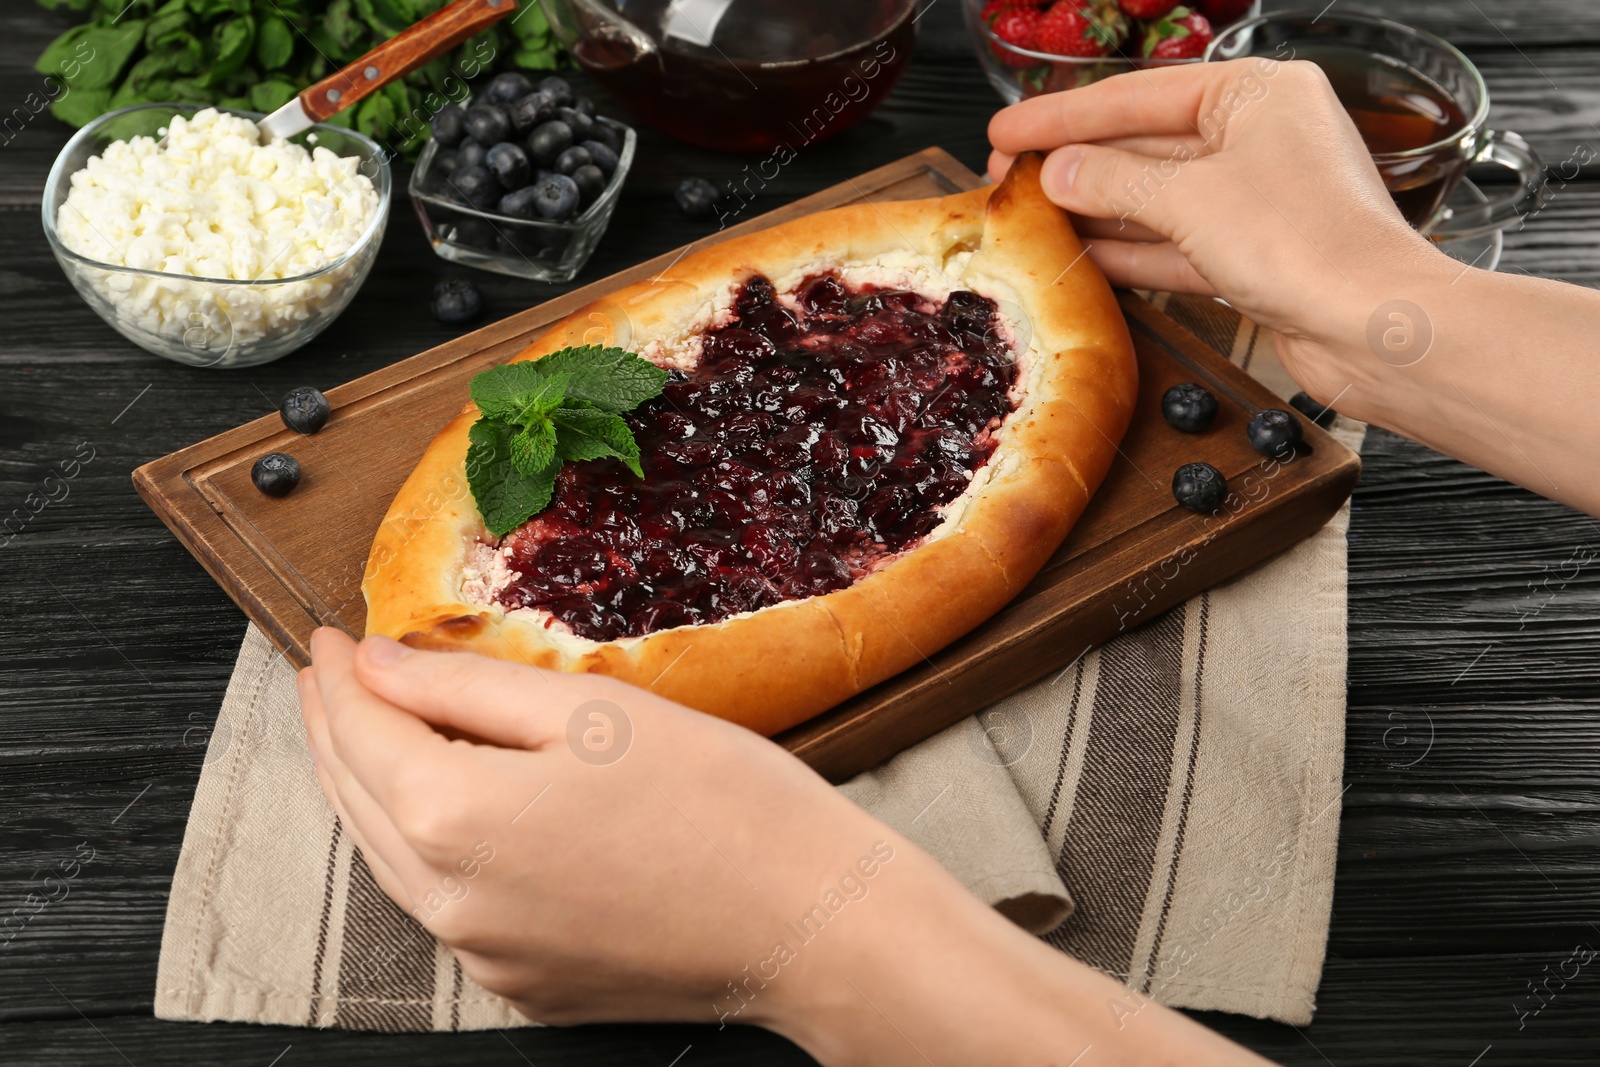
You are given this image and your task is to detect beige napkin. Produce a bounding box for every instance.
[156,295,1361,1031]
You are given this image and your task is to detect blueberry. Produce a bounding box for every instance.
[539,75,574,108]
[463,104,510,145]
[555,106,593,139]
[676,176,721,217]
[430,104,466,147]
[432,278,483,325]
[450,164,502,209]
[506,91,548,133]
[571,163,606,205]
[1161,381,1218,433]
[581,139,618,174]
[498,185,542,219]
[1171,461,1227,513]
[451,215,497,249]
[456,139,487,169]
[485,141,531,190]
[573,95,596,117]
[532,173,581,220]
[252,452,301,497]
[526,120,573,166]
[1246,408,1304,459]
[434,148,460,179]
[1289,390,1337,429]
[484,71,533,105]
[554,144,592,176]
[587,122,622,153]
[279,386,330,434]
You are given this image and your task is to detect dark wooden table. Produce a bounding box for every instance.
[4,1,1598,1063]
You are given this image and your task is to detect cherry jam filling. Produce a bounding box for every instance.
[493,273,1019,640]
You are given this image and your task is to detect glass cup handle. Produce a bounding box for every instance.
[1426,130,1547,240]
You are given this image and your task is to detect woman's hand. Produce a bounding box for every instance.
[988,58,1449,406]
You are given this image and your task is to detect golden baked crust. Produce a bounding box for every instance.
[362,154,1137,736]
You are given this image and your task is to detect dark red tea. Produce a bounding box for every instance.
[573,0,916,153]
[1301,44,1471,227]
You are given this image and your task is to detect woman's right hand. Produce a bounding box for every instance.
[987,59,1452,408]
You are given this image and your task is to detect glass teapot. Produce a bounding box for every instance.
[538,0,918,152]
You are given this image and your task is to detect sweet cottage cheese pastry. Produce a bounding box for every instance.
[364,154,1137,736]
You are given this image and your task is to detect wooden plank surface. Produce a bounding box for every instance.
[2,0,1597,1064]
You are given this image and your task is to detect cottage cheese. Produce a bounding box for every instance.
[56,108,381,361]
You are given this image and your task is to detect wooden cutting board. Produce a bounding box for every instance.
[133,147,1359,782]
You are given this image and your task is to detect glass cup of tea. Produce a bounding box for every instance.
[1205,11,1545,239]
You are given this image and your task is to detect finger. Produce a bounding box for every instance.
[992,139,1206,188]
[298,667,426,907]
[1038,143,1196,238]
[310,627,462,810]
[989,61,1245,153]
[354,635,582,751]
[1082,239,1217,296]
[1070,214,1167,244]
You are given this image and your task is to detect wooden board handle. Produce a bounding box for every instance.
[297,0,519,123]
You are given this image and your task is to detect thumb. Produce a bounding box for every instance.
[354,635,588,750]
[1038,143,1192,240]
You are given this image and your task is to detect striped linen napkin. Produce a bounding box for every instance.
[156,294,1360,1031]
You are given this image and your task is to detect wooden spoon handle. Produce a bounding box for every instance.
[297,0,519,123]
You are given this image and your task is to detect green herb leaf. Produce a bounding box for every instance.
[466,419,559,539]
[208,15,257,86]
[50,86,113,127]
[255,13,293,70]
[551,406,643,477]
[248,78,296,113]
[510,420,557,477]
[530,345,670,414]
[470,364,571,424]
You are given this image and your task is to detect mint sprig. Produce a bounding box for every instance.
[465,345,668,538]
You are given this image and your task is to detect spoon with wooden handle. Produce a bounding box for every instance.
[257,0,519,142]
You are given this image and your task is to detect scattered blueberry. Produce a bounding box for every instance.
[1246,408,1304,459]
[252,452,301,498]
[1172,462,1227,513]
[539,75,574,108]
[527,120,573,166]
[456,139,488,169]
[431,104,466,147]
[486,141,531,190]
[279,386,330,435]
[554,144,592,176]
[1289,391,1336,429]
[463,103,510,145]
[556,105,593,139]
[571,163,606,205]
[507,91,548,133]
[484,71,534,105]
[451,164,502,210]
[432,278,483,325]
[1161,381,1218,433]
[499,185,542,219]
[532,172,581,220]
[581,139,618,175]
[676,176,721,217]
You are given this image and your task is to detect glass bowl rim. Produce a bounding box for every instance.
[965,0,1262,66]
[408,116,636,232]
[41,101,393,287]
[1204,9,1492,163]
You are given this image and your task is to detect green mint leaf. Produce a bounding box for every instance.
[470,364,571,425]
[256,14,294,70]
[552,407,643,478]
[466,419,558,539]
[531,345,669,414]
[509,419,557,477]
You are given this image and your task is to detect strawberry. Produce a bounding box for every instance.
[1116,0,1180,19]
[1193,0,1254,26]
[990,6,1045,66]
[1035,2,1124,58]
[1142,7,1213,59]
[981,0,1046,17]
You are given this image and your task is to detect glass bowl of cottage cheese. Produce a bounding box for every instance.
[43,104,391,369]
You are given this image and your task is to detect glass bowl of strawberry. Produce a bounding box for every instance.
[965,0,1261,102]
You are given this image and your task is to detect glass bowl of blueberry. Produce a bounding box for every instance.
[409,72,635,283]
